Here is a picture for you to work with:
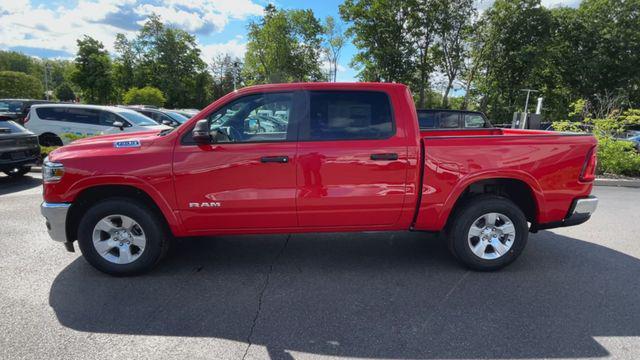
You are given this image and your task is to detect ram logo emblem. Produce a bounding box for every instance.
[189,202,221,208]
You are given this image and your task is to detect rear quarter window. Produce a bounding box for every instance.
[304,91,394,141]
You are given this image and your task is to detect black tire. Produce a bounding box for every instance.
[39,133,63,147]
[4,166,31,177]
[447,195,528,271]
[77,198,170,276]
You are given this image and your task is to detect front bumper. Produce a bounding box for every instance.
[532,196,598,232]
[40,202,71,243]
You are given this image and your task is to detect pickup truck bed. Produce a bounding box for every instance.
[39,82,598,276]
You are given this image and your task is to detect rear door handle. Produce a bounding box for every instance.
[261,156,289,163]
[370,153,398,161]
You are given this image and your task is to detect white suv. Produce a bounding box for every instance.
[26,104,171,146]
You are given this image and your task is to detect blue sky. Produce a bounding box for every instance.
[0,0,580,84]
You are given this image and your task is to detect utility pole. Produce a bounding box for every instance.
[520,88,538,114]
[43,62,50,100]
[232,61,239,91]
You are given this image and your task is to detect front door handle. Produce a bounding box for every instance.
[370,153,398,161]
[261,156,289,163]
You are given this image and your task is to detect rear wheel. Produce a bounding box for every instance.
[4,166,30,177]
[447,195,528,271]
[77,198,169,276]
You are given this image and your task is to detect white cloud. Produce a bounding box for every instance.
[200,37,247,61]
[134,0,263,34]
[0,0,263,57]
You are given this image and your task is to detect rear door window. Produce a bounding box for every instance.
[36,107,66,121]
[439,113,460,128]
[303,91,394,140]
[66,108,99,124]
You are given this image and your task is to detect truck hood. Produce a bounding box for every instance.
[49,130,164,161]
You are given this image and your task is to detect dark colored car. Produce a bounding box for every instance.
[0,121,40,177]
[124,107,189,127]
[0,99,55,125]
[417,109,491,129]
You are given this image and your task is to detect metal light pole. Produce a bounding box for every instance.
[232,61,239,91]
[520,88,539,114]
[44,62,51,100]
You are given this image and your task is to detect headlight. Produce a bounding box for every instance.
[42,156,65,183]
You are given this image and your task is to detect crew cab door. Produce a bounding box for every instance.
[173,91,302,232]
[296,90,409,228]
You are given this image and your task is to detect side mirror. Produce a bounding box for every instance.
[161,119,172,126]
[192,119,211,144]
[112,121,124,130]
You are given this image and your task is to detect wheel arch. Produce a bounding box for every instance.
[65,184,179,242]
[442,174,544,231]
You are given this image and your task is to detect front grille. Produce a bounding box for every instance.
[0,148,39,161]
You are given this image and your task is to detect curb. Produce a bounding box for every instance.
[594,178,640,188]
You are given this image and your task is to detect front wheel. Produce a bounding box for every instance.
[447,195,528,271]
[77,198,170,276]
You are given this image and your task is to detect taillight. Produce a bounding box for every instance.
[580,146,597,182]
[23,111,30,124]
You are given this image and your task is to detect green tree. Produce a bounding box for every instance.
[129,15,210,107]
[244,5,325,84]
[113,33,136,95]
[54,82,76,101]
[340,0,414,84]
[0,71,43,98]
[472,0,553,122]
[323,16,346,82]
[71,36,114,104]
[433,0,475,107]
[211,54,242,99]
[122,86,166,106]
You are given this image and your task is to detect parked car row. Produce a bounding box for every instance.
[0,99,201,178]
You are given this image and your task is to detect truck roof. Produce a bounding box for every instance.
[235,82,409,93]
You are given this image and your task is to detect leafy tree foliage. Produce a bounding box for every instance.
[71,36,114,104]
[323,16,346,82]
[55,82,76,101]
[114,15,212,108]
[0,71,43,98]
[122,86,166,106]
[211,54,242,99]
[0,51,74,94]
[244,5,325,83]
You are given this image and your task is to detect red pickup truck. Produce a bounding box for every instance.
[40,83,598,276]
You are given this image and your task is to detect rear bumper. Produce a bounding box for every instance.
[40,202,71,243]
[532,196,598,232]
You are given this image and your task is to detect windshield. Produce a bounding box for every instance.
[0,100,23,113]
[165,111,188,124]
[116,110,159,126]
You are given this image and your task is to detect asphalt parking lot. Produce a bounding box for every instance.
[1,171,639,360]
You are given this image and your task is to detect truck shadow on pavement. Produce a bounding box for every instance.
[49,230,640,359]
[0,173,41,196]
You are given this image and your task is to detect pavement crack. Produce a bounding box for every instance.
[241,234,291,360]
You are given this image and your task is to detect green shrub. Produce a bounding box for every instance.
[597,137,640,177]
[123,86,166,106]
